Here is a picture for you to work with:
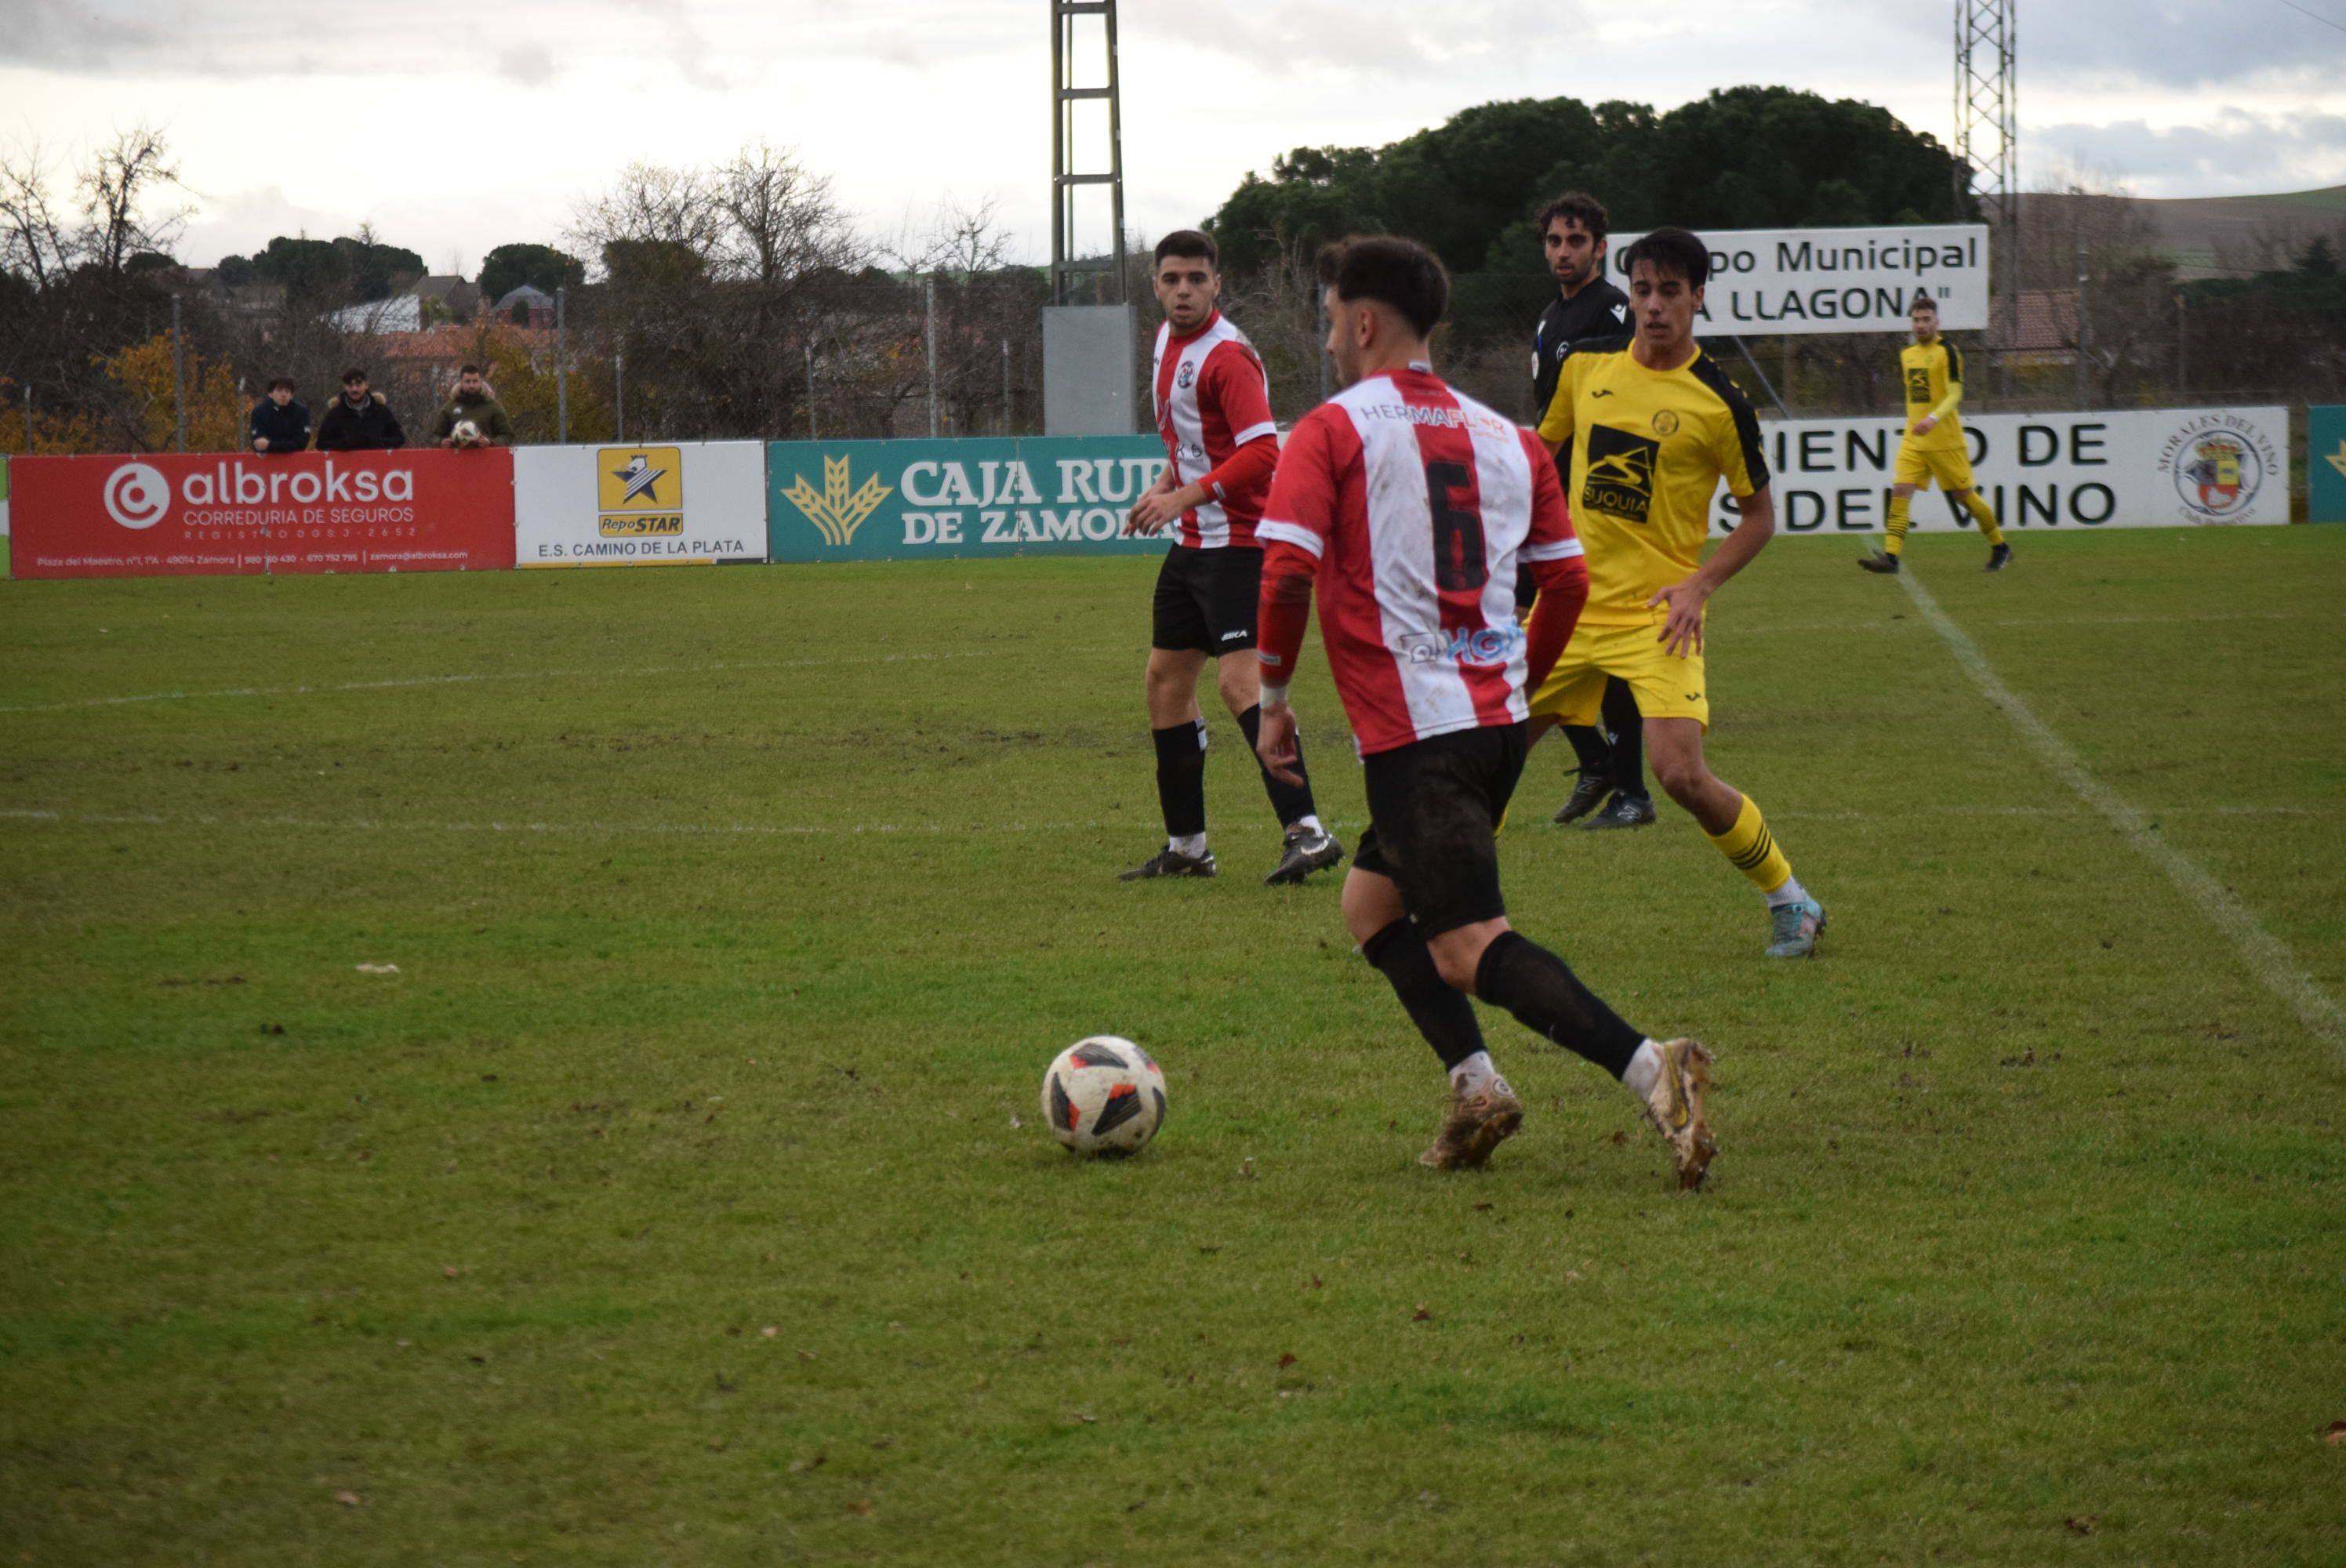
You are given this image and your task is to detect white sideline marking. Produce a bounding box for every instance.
[0,649,1001,716]
[1895,569,2346,1048]
[1732,608,2345,638]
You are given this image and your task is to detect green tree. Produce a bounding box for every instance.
[479,241,585,303]
[1207,86,1969,281]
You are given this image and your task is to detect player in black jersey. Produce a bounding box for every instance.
[1525,193,1653,833]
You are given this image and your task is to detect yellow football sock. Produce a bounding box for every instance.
[1705,793,1794,894]
[1883,494,1911,557]
[1963,490,2005,546]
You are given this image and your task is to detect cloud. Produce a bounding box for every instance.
[496,46,558,89]
[2030,110,2346,197]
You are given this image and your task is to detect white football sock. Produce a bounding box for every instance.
[1622,1038,1665,1100]
[1763,874,1809,909]
[1450,1050,1502,1097]
[1293,813,1326,837]
[1170,833,1208,858]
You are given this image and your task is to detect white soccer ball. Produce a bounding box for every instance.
[452,419,481,445]
[1041,1036,1166,1157]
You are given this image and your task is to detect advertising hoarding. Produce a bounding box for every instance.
[1607,224,1991,335]
[8,449,516,579]
[766,437,1171,562]
[514,441,768,567]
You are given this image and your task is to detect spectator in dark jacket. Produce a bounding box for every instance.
[431,365,516,448]
[249,378,310,453]
[314,367,406,452]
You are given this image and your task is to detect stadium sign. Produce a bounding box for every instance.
[514,441,768,567]
[1608,224,1990,335]
[1705,405,2290,535]
[765,437,1171,561]
[7,449,517,578]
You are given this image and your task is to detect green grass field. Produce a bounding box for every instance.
[3,527,2343,1565]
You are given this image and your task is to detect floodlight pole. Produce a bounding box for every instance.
[1051,0,1128,306]
[1955,0,2018,394]
[555,285,569,444]
[171,295,187,452]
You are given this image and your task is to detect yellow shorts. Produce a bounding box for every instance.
[1895,441,1976,492]
[1527,617,1709,731]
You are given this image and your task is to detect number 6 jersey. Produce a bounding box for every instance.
[1256,365,1582,756]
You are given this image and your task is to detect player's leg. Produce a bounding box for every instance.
[1389,725,1713,1186]
[1946,453,2010,570]
[1525,640,1610,824]
[1554,724,1617,822]
[1582,676,1655,829]
[1122,550,1218,880]
[1862,456,1927,573]
[1210,550,1343,884]
[1644,716,1826,959]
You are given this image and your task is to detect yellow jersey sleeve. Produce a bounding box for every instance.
[1536,352,1578,448]
[1687,354,1769,501]
[1929,343,1964,421]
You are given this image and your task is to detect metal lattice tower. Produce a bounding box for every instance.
[1051,0,1127,306]
[1956,0,2018,368]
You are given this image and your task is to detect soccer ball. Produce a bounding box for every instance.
[1041,1036,1166,1157]
[452,419,481,445]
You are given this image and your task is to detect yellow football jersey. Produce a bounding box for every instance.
[1898,338,1966,451]
[1536,340,1770,626]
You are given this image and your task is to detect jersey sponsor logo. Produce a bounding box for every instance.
[1581,425,1660,524]
[1591,388,1615,398]
[1905,366,1933,405]
[1396,623,1525,667]
[1611,303,1628,321]
[779,454,893,547]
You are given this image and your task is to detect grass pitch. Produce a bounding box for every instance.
[2,527,2342,1565]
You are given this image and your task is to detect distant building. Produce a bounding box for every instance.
[492,285,557,328]
[410,274,482,321]
[327,295,423,334]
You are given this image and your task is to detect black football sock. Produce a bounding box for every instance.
[1600,679,1649,802]
[1237,702,1318,829]
[1473,931,1643,1078]
[1152,720,1208,839]
[1561,723,1612,780]
[1362,919,1487,1072]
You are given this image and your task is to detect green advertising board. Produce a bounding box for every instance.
[766,437,1173,561]
[2311,405,2346,523]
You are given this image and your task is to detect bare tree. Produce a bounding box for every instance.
[78,125,189,273]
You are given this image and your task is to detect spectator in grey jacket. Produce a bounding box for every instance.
[249,378,310,453]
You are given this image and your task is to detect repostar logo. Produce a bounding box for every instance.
[104,463,170,529]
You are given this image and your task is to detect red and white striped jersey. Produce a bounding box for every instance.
[1256,366,1581,756]
[1151,310,1279,549]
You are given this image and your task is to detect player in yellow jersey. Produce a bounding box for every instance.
[1529,227,1825,959]
[1860,292,2011,574]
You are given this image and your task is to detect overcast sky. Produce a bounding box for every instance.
[3,0,2341,274]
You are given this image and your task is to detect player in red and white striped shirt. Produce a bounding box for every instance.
[1253,235,1717,1187]
[1117,230,1342,889]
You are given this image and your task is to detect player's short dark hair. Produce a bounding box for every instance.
[341,366,369,384]
[459,363,481,376]
[1153,230,1218,268]
[1315,234,1449,337]
[267,376,295,393]
[1621,227,1711,289]
[1537,191,1608,242]
[1910,292,1938,314]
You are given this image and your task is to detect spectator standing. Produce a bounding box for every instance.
[249,378,310,454]
[314,368,406,452]
[431,365,516,448]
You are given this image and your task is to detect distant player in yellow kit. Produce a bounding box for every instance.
[1860,292,2012,574]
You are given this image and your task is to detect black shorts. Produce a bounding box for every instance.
[1353,723,1529,938]
[1151,545,1261,655]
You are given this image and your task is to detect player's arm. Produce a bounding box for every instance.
[1251,415,1340,786]
[1917,343,1963,434]
[1514,428,1588,691]
[1537,350,1580,456]
[1650,390,1775,657]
